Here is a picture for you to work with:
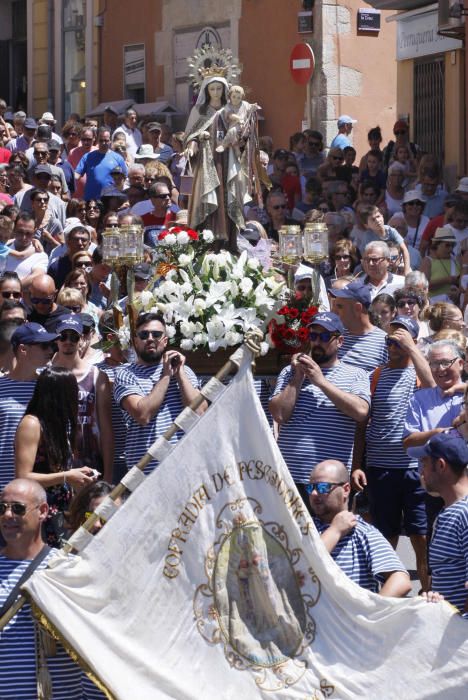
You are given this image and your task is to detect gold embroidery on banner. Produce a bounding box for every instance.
[28,598,116,700]
[193,497,327,693]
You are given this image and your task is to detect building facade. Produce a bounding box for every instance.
[20,0,398,157]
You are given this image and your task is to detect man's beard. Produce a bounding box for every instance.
[138,347,165,364]
[311,346,334,365]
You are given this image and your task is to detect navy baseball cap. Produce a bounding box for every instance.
[100,185,127,199]
[11,322,58,348]
[390,316,419,339]
[308,312,345,334]
[407,431,468,469]
[330,280,372,308]
[34,164,52,177]
[24,117,38,130]
[56,316,83,335]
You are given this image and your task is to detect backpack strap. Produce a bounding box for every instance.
[0,545,51,618]
[371,363,421,396]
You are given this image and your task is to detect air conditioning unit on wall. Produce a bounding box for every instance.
[438,0,465,37]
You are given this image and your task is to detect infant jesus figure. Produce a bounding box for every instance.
[215,85,259,156]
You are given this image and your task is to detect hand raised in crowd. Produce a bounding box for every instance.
[65,467,99,488]
[329,510,358,538]
[294,352,325,387]
[162,350,185,379]
[351,469,367,492]
[388,328,414,353]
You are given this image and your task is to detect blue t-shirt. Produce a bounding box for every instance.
[75,150,128,200]
[114,362,199,474]
[330,133,351,150]
[338,327,388,374]
[0,554,82,699]
[429,496,468,612]
[0,378,36,489]
[404,387,464,438]
[366,366,419,470]
[273,361,370,482]
[313,516,408,592]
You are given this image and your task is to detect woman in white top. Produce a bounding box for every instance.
[384,162,406,217]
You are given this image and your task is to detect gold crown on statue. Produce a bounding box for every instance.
[187,46,241,90]
[200,65,228,79]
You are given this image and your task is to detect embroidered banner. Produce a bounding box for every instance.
[24,352,468,699]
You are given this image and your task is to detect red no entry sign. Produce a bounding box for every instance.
[290,43,315,85]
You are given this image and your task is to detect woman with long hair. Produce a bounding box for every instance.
[15,366,99,546]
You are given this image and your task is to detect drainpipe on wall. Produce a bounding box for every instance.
[47,0,54,112]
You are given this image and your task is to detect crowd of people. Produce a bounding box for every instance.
[0,101,467,698]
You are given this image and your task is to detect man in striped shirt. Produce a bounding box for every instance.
[351,316,435,591]
[0,478,82,698]
[270,312,370,504]
[309,460,411,596]
[409,433,468,614]
[331,280,388,373]
[114,312,204,474]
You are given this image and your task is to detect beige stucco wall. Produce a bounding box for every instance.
[317,0,397,157]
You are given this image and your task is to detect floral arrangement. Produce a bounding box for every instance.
[268,293,318,353]
[122,226,286,353]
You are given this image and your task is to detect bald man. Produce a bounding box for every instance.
[27,273,68,332]
[308,460,411,597]
[0,478,82,698]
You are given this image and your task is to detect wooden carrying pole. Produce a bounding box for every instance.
[0,341,258,632]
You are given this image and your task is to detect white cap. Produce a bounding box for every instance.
[337,114,357,126]
[40,112,56,123]
[294,263,314,281]
[403,189,427,205]
[456,176,468,194]
[63,217,84,238]
[134,144,158,161]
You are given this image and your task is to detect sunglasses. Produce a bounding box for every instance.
[74,261,92,268]
[335,255,351,261]
[64,305,82,313]
[0,501,39,516]
[309,330,339,343]
[136,330,164,340]
[309,141,321,147]
[87,205,100,211]
[152,193,171,199]
[33,151,48,158]
[59,331,80,342]
[33,197,49,204]
[1,290,21,299]
[305,482,345,495]
[272,204,287,210]
[30,296,54,305]
[405,201,423,207]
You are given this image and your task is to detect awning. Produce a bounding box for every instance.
[131,101,183,118]
[85,100,134,117]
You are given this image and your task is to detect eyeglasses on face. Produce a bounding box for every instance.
[428,358,458,370]
[305,482,345,495]
[136,329,165,341]
[1,290,21,299]
[33,197,49,204]
[74,260,92,268]
[64,305,82,313]
[335,255,351,261]
[152,193,171,199]
[308,330,339,343]
[87,204,99,211]
[0,501,39,516]
[30,296,54,305]
[272,204,287,210]
[405,201,423,207]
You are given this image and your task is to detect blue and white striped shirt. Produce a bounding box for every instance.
[96,360,128,481]
[366,366,419,469]
[430,496,468,612]
[338,327,388,374]
[273,361,370,483]
[314,516,408,592]
[0,378,36,489]
[0,554,82,699]
[114,362,199,474]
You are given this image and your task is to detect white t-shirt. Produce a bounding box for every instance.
[5,248,48,279]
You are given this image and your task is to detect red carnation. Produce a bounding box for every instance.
[158,230,169,240]
[187,229,199,240]
[288,308,299,319]
[297,327,309,341]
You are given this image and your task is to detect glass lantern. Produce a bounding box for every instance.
[101,226,121,265]
[303,222,329,264]
[278,225,303,264]
[120,225,145,266]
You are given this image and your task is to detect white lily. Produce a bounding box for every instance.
[204,280,232,308]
